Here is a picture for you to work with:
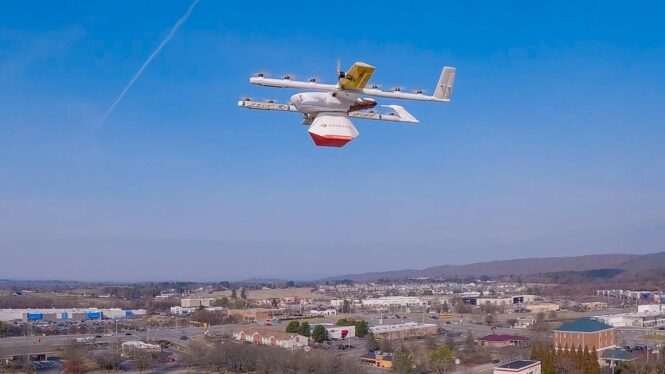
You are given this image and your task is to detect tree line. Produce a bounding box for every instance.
[530,343,600,374]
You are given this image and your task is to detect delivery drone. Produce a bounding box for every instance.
[238,61,456,147]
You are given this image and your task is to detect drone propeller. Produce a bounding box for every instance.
[336,57,345,81]
[240,95,252,101]
[412,89,426,94]
[390,86,404,92]
[254,71,269,78]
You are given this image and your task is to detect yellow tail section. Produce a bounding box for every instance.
[340,62,375,89]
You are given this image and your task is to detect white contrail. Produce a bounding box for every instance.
[94,0,200,129]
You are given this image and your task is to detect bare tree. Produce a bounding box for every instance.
[62,344,89,374]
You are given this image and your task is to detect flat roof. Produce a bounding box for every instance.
[497,360,540,369]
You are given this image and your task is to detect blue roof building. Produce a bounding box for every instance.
[553,318,616,355]
[555,318,613,333]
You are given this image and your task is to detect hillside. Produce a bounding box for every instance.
[325,252,665,282]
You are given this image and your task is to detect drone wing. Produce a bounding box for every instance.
[360,66,456,102]
[249,76,337,91]
[349,105,419,123]
[237,100,418,124]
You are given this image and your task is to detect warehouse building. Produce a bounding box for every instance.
[369,322,438,341]
[309,323,356,339]
[463,295,537,306]
[0,308,146,322]
[361,296,432,308]
[180,298,216,308]
[593,304,665,328]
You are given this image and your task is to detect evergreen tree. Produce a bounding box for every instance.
[311,325,328,343]
[298,321,311,337]
[365,332,379,352]
[285,321,300,333]
[430,345,455,373]
[444,335,455,350]
[355,320,369,338]
[530,344,543,361]
[587,346,600,374]
[393,345,415,374]
[464,331,475,352]
[542,345,556,374]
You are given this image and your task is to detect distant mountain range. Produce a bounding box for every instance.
[323,252,665,282]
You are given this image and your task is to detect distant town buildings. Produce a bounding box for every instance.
[596,289,665,303]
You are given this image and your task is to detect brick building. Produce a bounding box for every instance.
[553,318,615,355]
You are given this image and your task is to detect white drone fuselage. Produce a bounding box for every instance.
[290,91,355,114]
[238,62,456,147]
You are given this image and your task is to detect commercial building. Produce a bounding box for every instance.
[0,308,145,322]
[309,323,355,339]
[464,295,537,306]
[180,298,216,308]
[227,308,278,321]
[596,289,665,303]
[309,308,337,317]
[369,322,438,341]
[121,341,161,354]
[514,316,535,329]
[593,305,665,328]
[233,328,309,349]
[553,318,615,355]
[526,303,560,314]
[494,360,541,374]
[360,352,393,369]
[579,302,608,311]
[476,334,530,348]
[361,296,431,308]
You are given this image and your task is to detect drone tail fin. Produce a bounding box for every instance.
[433,66,456,102]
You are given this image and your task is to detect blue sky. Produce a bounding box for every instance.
[1,1,664,281]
